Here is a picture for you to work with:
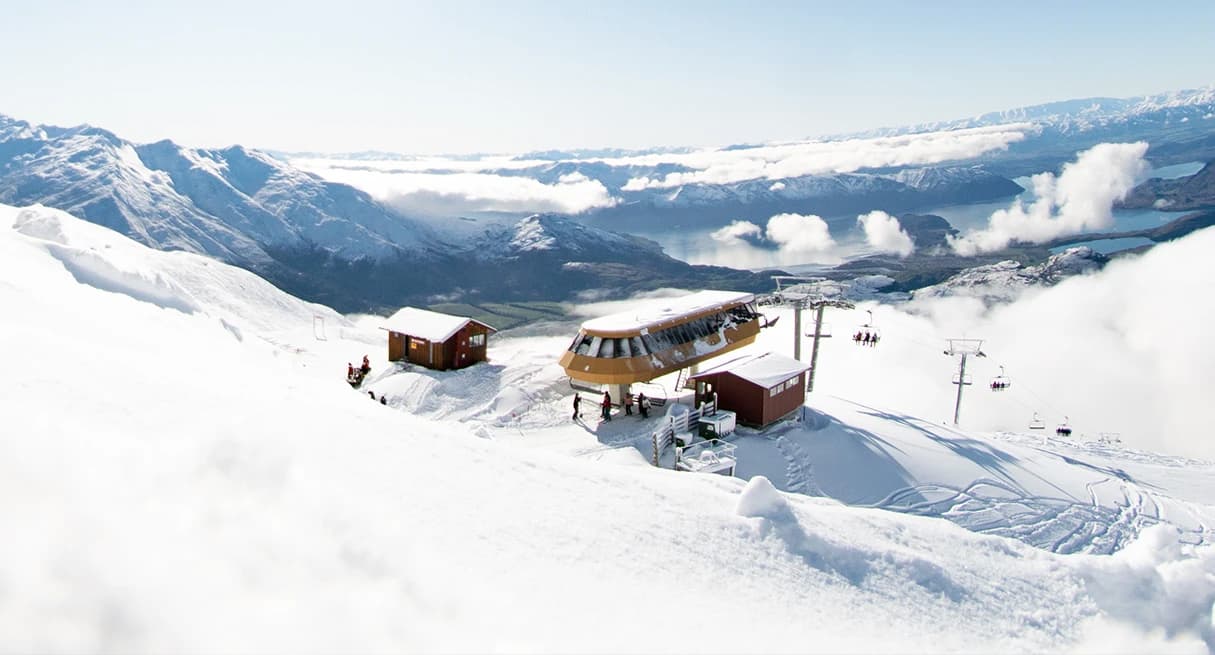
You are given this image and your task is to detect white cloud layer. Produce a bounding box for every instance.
[949,142,1149,255]
[767,213,838,255]
[701,214,847,268]
[293,160,619,216]
[619,123,1031,190]
[807,225,1215,460]
[710,220,765,245]
[857,210,915,257]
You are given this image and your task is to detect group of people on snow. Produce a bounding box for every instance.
[572,390,651,422]
[346,355,372,386]
[852,331,880,347]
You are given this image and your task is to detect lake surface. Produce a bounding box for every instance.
[648,161,1202,269]
[1050,237,1155,255]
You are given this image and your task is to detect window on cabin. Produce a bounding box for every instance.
[469,333,486,347]
[410,340,423,350]
[769,384,781,398]
[574,334,594,355]
[598,338,616,358]
[616,338,632,358]
[641,333,660,354]
[629,336,647,357]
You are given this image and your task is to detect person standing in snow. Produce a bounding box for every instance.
[572,394,581,420]
[623,392,634,416]
[601,391,612,422]
[361,355,371,374]
[347,362,355,380]
[638,393,650,419]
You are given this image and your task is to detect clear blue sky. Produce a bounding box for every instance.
[3,0,1213,154]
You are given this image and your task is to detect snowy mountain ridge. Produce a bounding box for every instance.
[2,113,775,310]
[913,246,1109,302]
[0,112,441,265]
[848,85,1215,140]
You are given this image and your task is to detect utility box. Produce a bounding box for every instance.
[698,410,737,440]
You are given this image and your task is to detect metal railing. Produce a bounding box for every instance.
[651,398,717,467]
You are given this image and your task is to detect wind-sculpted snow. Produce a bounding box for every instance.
[6,205,344,333]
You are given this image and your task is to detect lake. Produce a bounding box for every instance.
[1049,237,1154,255]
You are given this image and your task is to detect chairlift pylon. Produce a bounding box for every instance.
[990,365,1011,391]
[851,310,881,347]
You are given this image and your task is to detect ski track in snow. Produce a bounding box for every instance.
[862,476,1207,555]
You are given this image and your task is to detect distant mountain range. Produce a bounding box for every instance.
[4,84,1214,312]
[0,114,776,311]
[849,86,1215,176]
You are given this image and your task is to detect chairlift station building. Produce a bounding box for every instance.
[560,290,765,397]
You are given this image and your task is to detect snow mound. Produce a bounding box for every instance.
[736,475,787,519]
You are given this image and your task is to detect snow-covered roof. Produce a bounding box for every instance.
[383,307,494,343]
[689,351,810,388]
[581,290,754,334]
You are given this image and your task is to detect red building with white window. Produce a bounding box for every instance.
[686,352,810,428]
[382,307,495,371]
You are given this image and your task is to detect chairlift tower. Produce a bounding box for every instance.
[943,338,985,426]
[770,276,854,392]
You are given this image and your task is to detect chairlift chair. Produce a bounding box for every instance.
[1028,412,1045,430]
[852,310,881,347]
[990,365,1011,391]
[1055,416,1072,437]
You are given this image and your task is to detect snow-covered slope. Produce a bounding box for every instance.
[4,203,1214,651]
